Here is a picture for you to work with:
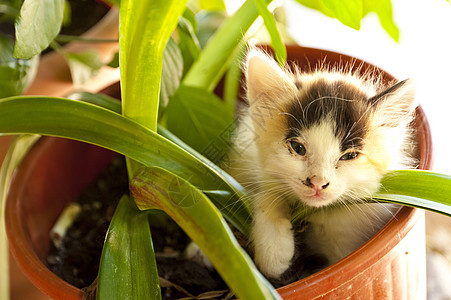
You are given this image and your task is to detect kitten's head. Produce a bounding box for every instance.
[245,49,416,208]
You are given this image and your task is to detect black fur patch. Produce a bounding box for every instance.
[368,79,407,105]
[285,79,371,151]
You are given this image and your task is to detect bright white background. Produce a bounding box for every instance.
[283,0,451,175]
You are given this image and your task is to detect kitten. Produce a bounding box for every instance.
[227,49,417,279]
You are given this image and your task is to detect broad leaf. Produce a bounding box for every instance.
[177,16,201,76]
[256,0,286,65]
[97,195,161,299]
[160,39,183,112]
[14,0,65,59]
[64,50,103,87]
[130,167,281,300]
[362,0,399,42]
[165,85,234,163]
[294,0,399,42]
[322,0,362,30]
[0,35,38,97]
[107,51,119,68]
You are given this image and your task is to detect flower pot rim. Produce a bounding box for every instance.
[5,45,433,299]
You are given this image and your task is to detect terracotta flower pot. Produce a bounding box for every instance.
[5,46,433,299]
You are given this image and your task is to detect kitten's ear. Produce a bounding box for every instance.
[245,49,297,109]
[369,79,417,127]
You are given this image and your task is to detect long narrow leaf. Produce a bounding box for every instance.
[68,91,252,234]
[183,0,273,91]
[130,167,281,300]
[0,96,251,234]
[119,0,188,130]
[68,92,252,234]
[374,170,451,216]
[97,195,161,299]
[255,0,286,65]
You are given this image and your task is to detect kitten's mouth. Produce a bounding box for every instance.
[299,190,338,208]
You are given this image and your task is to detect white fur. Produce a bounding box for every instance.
[226,49,416,278]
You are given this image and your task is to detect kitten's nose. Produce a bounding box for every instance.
[305,177,330,191]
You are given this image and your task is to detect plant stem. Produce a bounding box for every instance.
[55,34,118,43]
[183,0,273,92]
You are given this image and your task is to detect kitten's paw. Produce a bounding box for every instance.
[252,218,295,278]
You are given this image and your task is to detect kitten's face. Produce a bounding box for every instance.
[245,50,415,208]
[261,115,382,207]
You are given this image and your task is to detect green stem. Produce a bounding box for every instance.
[183,0,273,91]
[55,34,118,43]
[119,0,188,132]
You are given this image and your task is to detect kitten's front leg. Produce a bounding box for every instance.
[251,196,294,278]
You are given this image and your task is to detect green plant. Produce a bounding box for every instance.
[1,0,451,299]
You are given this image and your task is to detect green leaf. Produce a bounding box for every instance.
[65,91,252,234]
[0,96,251,235]
[14,0,65,59]
[103,0,120,6]
[165,85,234,163]
[294,0,399,42]
[160,39,183,111]
[119,0,188,131]
[0,35,39,97]
[97,195,161,300]
[362,0,399,42]
[323,0,362,30]
[184,0,274,91]
[107,51,119,68]
[0,0,21,20]
[66,91,122,113]
[374,170,451,216]
[293,0,335,19]
[177,16,201,76]
[223,42,246,107]
[157,126,251,234]
[64,50,103,87]
[256,0,287,65]
[195,10,227,49]
[62,0,71,27]
[130,167,281,300]
[199,0,226,11]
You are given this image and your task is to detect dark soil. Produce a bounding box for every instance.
[47,156,128,288]
[46,156,229,299]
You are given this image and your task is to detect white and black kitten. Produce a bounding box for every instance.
[227,49,417,279]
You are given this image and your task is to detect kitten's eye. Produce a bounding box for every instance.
[289,140,306,156]
[340,152,359,161]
